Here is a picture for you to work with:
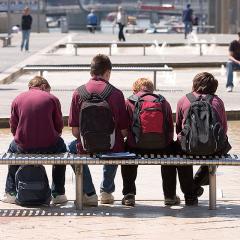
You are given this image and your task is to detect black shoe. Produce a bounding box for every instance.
[164,195,181,206]
[185,198,198,206]
[195,186,204,197]
[122,194,135,207]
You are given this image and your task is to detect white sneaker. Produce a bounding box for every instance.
[100,192,114,204]
[52,194,68,204]
[83,193,98,206]
[226,86,233,92]
[1,192,16,204]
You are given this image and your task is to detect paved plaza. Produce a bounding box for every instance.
[1,31,240,239]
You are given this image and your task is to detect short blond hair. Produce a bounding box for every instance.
[132,77,154,93]
[28,76,51,90]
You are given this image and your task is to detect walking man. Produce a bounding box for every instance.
[21,7,32,52]
[182,4,193,39]
[116,6,127,41]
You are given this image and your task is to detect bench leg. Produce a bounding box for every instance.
[75,164,83,210]
[199,44,203,56]
[209,165,217,210]
[75,46,77,56]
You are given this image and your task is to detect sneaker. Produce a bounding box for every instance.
[52,194,68,204]
[194,186,204,197]
[1,192,16,204]
[185,197,198,206]
[122,194,135,207]
[83,193,98,207]
[164,195,181,206]
[100,192,114,204]
[226,86,233,92]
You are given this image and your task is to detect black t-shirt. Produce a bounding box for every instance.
[21,15,32,30]
[229,40,240,60]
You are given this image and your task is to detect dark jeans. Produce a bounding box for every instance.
[118,23,125,41]
[121,164,194,199]
[161,165,194,199]
[5,137,67,195]
[121,141,196,199]
[121,165,138,195]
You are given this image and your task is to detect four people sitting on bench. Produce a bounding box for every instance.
[1,54,231,207]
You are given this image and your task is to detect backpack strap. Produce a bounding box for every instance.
[186,93,197,103]
[77,85,91,101]
[204,94,214,104]
[99,84,114,100]
[78,84,113,102]
[128,94,139,103]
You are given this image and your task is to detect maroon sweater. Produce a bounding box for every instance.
[10,87,63,150]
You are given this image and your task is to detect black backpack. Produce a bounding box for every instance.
[129,93,168,150]
[78,84,115,153]
[180,93,226,155]
[15,165,51,206]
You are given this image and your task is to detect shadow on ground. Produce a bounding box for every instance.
[1,200,240,219]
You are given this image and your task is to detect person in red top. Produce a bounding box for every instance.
[176,72,231,197]
[69,54,128,205]
[121,78,196,206]
[1,76,68,205]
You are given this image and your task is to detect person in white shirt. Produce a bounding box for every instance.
[116,6,127,41]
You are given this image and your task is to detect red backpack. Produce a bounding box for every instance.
[128,93,168,150]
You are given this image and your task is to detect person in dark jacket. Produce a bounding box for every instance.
[21,7,32,51]
[182,4,193,39]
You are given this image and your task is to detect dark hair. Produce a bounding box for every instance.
[187,4,191,8]
[90,54,112,76]
[192,72,218,95]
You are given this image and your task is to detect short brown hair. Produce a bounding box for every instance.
[192,72,218,95]
[132,77,154,93]
[90,54,112,76]
[28,76,51,90]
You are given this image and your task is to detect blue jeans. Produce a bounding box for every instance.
[184,21,192,38]
[21,30,31,51]
[68,140,118,194]
[226,61,240,87]
[5,137,67,195]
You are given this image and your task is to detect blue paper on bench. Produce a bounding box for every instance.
[99,152,136,159]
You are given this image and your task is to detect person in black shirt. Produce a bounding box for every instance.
[226,32,240,92]
[21,7,32,52]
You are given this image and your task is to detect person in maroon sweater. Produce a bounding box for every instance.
[1,76,67,205]
[121,78,196,206]
[69,54,128,205]
[176,72,231,197]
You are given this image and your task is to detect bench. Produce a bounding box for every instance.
[0,34,12,47]
[22,64,173,91]
[1,153,239,211]
[64,41,229,57]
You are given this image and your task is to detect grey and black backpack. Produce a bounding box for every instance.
[78,84,115,153]
[180,93,226,155]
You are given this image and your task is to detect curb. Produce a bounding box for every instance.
[0,111,239,129]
